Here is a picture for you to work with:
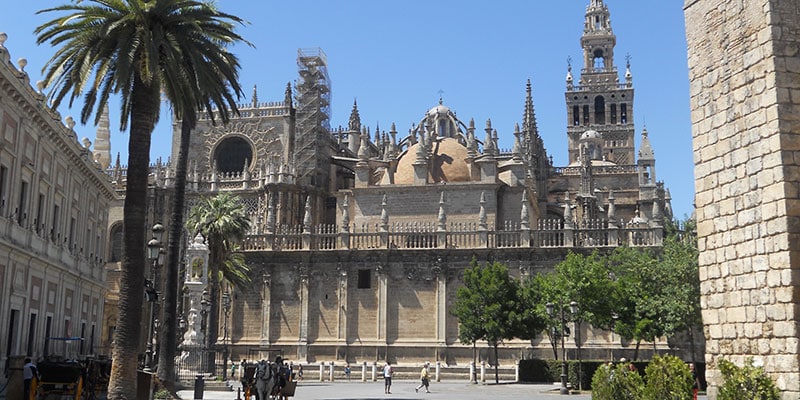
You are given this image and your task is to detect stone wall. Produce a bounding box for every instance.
[685,0,800,397]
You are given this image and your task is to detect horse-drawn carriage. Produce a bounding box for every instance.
[241,360,296,400]
[33,359,84,400]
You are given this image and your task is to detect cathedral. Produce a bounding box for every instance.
[100,0,675,366]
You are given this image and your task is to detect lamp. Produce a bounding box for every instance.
[143,223,164,373]
[546,300,579,395]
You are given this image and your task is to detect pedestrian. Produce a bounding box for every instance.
[23,357,38,400]
[415,362,431,393]
[344,363,351,381]
[689,362,701,400]
[297,364,304,381]
[383,362,393,394]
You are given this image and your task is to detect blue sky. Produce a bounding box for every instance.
[0,1,694,219]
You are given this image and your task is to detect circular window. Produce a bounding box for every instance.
[213,136,253,173]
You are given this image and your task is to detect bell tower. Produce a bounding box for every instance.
[565,0,635,166]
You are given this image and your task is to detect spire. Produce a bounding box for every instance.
[520,190,530,230]
[94,104,111,169]
[252,84,259,108]
[283,82,292,109]
[478,192,487,230]
[563,192,574,229]
[483,120,496,155]
[523,79,539,137]
[341,194,350,232]
[511,124,523,161]
[466,118,477,157]
[380,194,389,232]
[348,99,361,132]
[638,127,655,160]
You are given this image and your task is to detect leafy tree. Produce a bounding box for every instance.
[186,192,251,371]
[452,260,521,383]
[591,362,644,400]
[717,358,780,400]
[36,1,246,396]
[642,354,693,400]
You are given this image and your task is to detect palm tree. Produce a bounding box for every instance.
[36,1,247,397]
[186,192,251,372]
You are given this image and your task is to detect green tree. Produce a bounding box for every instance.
[452,260,521,383]
[642,354,693,400]
[718,358,780,400]
[36,1,246,396]
[186,192,251,371]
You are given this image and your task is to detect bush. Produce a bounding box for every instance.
[591,362,644,400]
[717,358,780,400]
[642,354,693,400]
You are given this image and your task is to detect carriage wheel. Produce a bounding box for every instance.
[75,376,84,400]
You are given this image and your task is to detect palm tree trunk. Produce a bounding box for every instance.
[157,117,196,385]
[108,78,158,400]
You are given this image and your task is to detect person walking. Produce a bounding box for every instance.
[23,357,38,400]
[383,362,393,394]
[345,363,351,381]
[415,362,431,393]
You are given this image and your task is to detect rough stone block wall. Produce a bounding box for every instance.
[685,0,800,397]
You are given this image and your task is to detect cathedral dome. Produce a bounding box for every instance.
[393,137,471,184]
[427,104,451,117]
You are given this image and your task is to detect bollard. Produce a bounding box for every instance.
[361,362,367,382]
[236,387,241,400]
[480,361,486,383]
[435,361,441,382]
[371,361,377,382]
[329,361,335,382]
[515,361,520,382]
[469,361,476,383]
[194,375,204,400]
[319,363,325,382]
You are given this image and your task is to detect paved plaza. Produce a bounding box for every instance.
[177,380,708,400]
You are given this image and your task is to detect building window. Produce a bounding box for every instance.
[572,106,580,126]
[0,166,7,215]
[621,103,628,124]
[51,204,60,242]
[357,269,371,289]
[17,180,28,226]
[610,104,617,124]
[26,313,36,356]
[582,105,590,125]
[35,194,45,233]
[594,96,606,125]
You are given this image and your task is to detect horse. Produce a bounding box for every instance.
[254,360,277,400]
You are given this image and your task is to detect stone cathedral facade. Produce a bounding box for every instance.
[100,0,677,365]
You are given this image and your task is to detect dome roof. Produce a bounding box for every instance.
[393,138,471,185]
[580,130,602,141]
[427,104,451,117]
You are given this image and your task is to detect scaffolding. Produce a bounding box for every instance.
[294,48,331,187]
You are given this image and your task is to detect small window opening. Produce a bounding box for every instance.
[357,269,371,289]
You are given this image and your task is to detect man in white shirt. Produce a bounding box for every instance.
[23,358,38,400]
[383,362,393,394]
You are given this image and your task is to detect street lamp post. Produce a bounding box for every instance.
[144,223,165,373]
[222,288,231,380]
[546,301,579,395]
[200,289,210,373]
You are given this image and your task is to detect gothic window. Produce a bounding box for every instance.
[109,223,124,262]
[583,105,590,125]
[573,106,580,126]
[610,104,617,124]
[213,136,253,174]
[621,103,628,124]
[594,96,606,125]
